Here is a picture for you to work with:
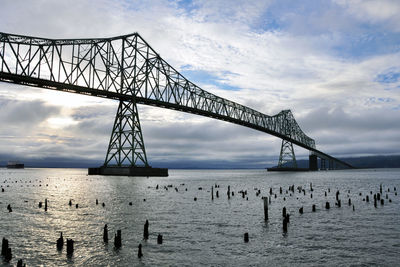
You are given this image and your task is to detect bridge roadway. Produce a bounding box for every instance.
[0,32,353,169]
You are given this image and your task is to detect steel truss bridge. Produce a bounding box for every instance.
[0,32,353,174]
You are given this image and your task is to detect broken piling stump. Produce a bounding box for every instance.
[157,234,163,244]
[244,232,249,243]
[66,239,74,255]
[138,244,143,258]
[114,230,122,248]
[57,232,63,250]
[144,220,149,240]
[263,197,268,221]
[103,224,108,243]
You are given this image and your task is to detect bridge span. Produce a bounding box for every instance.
[0,32,353,175]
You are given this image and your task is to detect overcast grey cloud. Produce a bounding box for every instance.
[0,0,399,168]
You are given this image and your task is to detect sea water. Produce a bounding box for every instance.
[0,168,399,266]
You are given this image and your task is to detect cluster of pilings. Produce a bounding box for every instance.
[1,176,398,264]
[1,238,25,266]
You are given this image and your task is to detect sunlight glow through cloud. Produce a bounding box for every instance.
[0,0,399,167]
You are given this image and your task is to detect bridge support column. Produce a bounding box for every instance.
[320,158,326,170]
[329,160,333,170]
[309,154,318,171]
[88,100,168,176]
[278,139,298,168]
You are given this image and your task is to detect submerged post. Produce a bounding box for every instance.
[263,197,268,221]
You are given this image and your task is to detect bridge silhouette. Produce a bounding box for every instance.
[0,32,353,175]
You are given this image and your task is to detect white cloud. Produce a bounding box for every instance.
[334,0,400,29]
[0,0,399,166]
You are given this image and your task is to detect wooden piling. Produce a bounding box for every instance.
[138,244,143,258]
[66,239,74,255]
[325,202,330,209]
[211,186,214,200]
[5,247,12,262]
[114,230,122,248]
[45,198,48,211]
[157,234,163,244]
[1,237,8,256]
[299,207,303,214]
[282,207,286,217]
[57,232,63,250]
[227,186,230,199]
[312,204,316,212]
[263,197,268,221]
[17,259,25,267]
[283,217,288,232]
[144,220,149,240]
[103,224,108,243]
[244,233,249,243]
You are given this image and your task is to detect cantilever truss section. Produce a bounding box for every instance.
[0,32,316,151]
[104,100,148,167]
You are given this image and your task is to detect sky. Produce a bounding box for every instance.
[0,0,400,168]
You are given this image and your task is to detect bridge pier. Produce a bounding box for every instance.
[89,100,168,176]
[320,158,326,170]
[309,154,318,171]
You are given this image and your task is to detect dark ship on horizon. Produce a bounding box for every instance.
[6,161,24,169]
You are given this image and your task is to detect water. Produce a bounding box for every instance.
[1,168,399,266]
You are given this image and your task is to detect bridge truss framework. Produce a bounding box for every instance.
[0,32,353,174]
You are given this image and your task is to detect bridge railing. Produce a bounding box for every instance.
[0,32,315,150]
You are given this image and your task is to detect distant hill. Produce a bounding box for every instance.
[282,155,400,169]
[0,154,399,169]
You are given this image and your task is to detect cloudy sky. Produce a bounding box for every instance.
[0,0,399,168]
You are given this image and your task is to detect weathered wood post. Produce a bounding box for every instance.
[282,207,286,218]
[157,234,163,244]
[312,204,316,212]
[114,230,122,248]
[66,239,74,255]
[211,186,214,200]
[45,198,48,211]
[57,232,63,250]
[244,233,249,243]
[227,186,230,199]
[144,220,149,240]
[1,237,8,256]
[138,244,143,258]
[325,202,330,209]
[263,197,268,221]
[299,207,303,214]
[283,217,288,232]
[103,224,108,243]
[5,247,12,262]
